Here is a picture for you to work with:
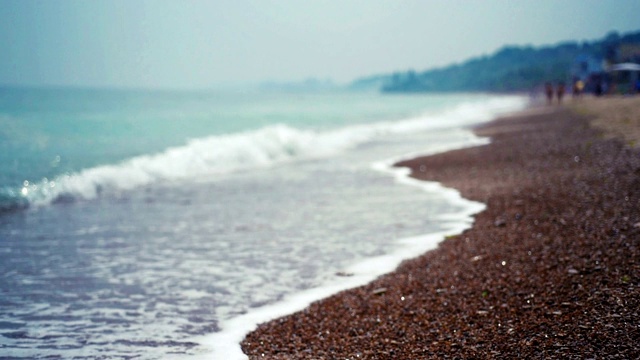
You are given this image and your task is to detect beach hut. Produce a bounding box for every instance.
[606,62,640,93]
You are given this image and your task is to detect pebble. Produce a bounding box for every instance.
[242,106,640,359]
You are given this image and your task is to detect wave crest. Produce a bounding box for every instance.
[8,96,527,209]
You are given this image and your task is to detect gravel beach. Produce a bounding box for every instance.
[242,97,640,359]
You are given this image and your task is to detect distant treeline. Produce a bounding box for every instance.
[352,30,640,93]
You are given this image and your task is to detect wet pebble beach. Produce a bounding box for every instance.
[242,100,640,359]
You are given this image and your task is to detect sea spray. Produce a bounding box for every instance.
[8,95,527,210]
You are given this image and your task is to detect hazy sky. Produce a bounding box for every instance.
[1,0,639,90]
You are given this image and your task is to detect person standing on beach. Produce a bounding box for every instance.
[545,82,554,104]
[594,80,603,96]
[556,82,566,104]
[572,79,584,98]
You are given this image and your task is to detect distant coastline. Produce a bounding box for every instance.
[350,29,640,94]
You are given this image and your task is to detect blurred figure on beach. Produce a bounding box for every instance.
[594,80,604,96]
[545,82,554,104]
[572,79,584,99]
[556,82,566,103]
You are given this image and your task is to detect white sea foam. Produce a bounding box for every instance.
[183,96,527,360]
[4,94,529,359]
[20,95,526,208]
[190,161,487,360]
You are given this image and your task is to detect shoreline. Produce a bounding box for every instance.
[192,95,527,359]
[241,98,640,358]
[198,111,501,359]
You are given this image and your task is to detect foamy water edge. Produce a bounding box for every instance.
[188,99,528,359]
[13,96,526,211]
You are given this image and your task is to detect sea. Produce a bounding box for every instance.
[0,87,528,359]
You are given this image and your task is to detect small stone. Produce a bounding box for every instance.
[336,272,354,277]
[372,287,387,295]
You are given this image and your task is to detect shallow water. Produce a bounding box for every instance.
[0,89,527,359]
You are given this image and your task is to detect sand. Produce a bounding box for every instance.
[572,95,640,148]
[241,97,640,359]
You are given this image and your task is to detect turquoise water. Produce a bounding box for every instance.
[0,88,469,192]
[0,87,528,359]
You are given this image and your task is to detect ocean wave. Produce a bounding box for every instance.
[5,96,527,209]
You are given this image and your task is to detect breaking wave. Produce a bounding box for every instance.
[2,96,527,211]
